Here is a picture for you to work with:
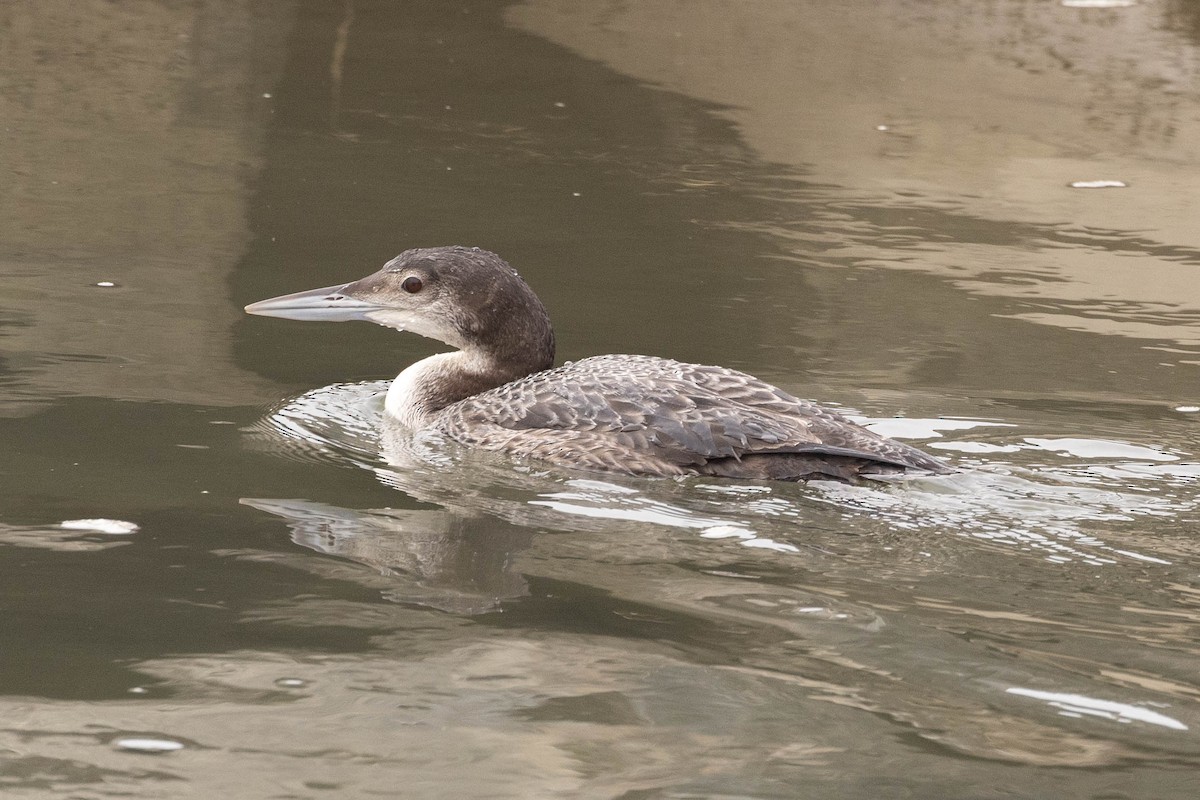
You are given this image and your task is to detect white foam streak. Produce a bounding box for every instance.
[1007,687,1187,730]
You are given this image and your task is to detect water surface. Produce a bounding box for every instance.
[2,1,1199,797]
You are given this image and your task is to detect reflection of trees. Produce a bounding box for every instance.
[0,2,293,410]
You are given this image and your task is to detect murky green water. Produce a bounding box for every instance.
[3,1,1199,797]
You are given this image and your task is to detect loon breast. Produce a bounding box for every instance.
[246,246,950,482]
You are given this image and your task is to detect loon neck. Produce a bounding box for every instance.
[384,347,545,427]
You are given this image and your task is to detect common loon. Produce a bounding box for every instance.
[246,246,950,482]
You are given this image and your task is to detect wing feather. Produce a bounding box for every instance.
[437,355,946,478]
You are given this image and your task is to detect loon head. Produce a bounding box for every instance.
[246,246,555,371]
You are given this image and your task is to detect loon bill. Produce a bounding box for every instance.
[246,246,950,482]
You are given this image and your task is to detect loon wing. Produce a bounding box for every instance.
[439,355,947,478]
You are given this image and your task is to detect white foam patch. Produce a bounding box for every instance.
[531,498,746,533]
[929,442,1024,454]
[1109,549,1172,565]
[857,417,1014,440]
[700,525,754,539]
[1007,687,1187,731]
[1061,0,1136,7]
[740,538,800,553]
[60,519,140,535]
[1024,438,1178,461]
[114,737,185,753]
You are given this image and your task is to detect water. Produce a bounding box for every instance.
[2,1,1199,797]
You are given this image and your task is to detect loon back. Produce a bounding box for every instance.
[246,246,950,482]
[437,355,949,480]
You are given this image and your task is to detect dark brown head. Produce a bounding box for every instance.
[246,246,556,376]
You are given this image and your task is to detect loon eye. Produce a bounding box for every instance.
[400,275,423,294]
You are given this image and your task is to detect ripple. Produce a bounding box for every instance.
[1006,687,1187,731]
[59,518,140,534]
[114,737,185,753]
[249,383,1198,569]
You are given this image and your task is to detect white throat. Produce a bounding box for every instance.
[384,350,494,428]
